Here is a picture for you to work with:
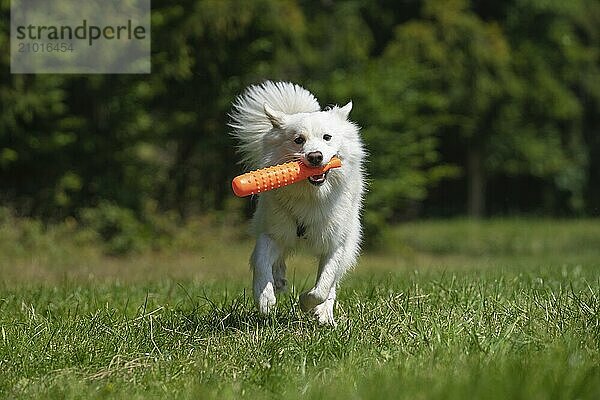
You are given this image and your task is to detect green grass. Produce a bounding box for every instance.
[1,219,599,399]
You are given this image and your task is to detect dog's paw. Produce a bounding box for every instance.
[255,283,276,314]
[257,293,276,314]
[313,302,337,327]
[299,290,325,312]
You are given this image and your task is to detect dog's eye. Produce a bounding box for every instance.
[323,134,332,141]
[294,136,305,145]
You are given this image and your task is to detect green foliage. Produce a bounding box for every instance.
[0,207,94,261]
[382,0,597,215]
[325,61,458,219]
[77,201,245,255]
[79,203,151,255]
[1,0,599,224]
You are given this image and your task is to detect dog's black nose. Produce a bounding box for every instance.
[306,151,323,166]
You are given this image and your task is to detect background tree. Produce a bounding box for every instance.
[384,0,596,217]
[0,0,598,239]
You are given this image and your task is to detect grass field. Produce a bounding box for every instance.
[1,219,599,399]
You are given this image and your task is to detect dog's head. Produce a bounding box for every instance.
[263,102,356,186]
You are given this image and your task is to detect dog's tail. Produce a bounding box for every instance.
[229,81,320,169]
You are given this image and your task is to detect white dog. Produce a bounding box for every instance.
[229,81,365,325]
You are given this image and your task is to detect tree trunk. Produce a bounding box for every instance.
[467,146,486,218]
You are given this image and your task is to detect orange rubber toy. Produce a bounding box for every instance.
[232,157,342,197]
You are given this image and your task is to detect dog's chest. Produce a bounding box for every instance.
[285,200,342,251]
[265,186,351,252]
[291,220,330,254]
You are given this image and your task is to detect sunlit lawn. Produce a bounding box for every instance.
[1,219,599,399]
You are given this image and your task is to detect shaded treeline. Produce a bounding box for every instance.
[0,0,599,232]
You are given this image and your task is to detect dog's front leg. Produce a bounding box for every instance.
[299,245,346,315]
[250,233,281,314]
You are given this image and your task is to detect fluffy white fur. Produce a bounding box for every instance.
[229,81,365,325]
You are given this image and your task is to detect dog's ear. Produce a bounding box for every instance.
[337,101,353,120]
[264,103,287,129]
